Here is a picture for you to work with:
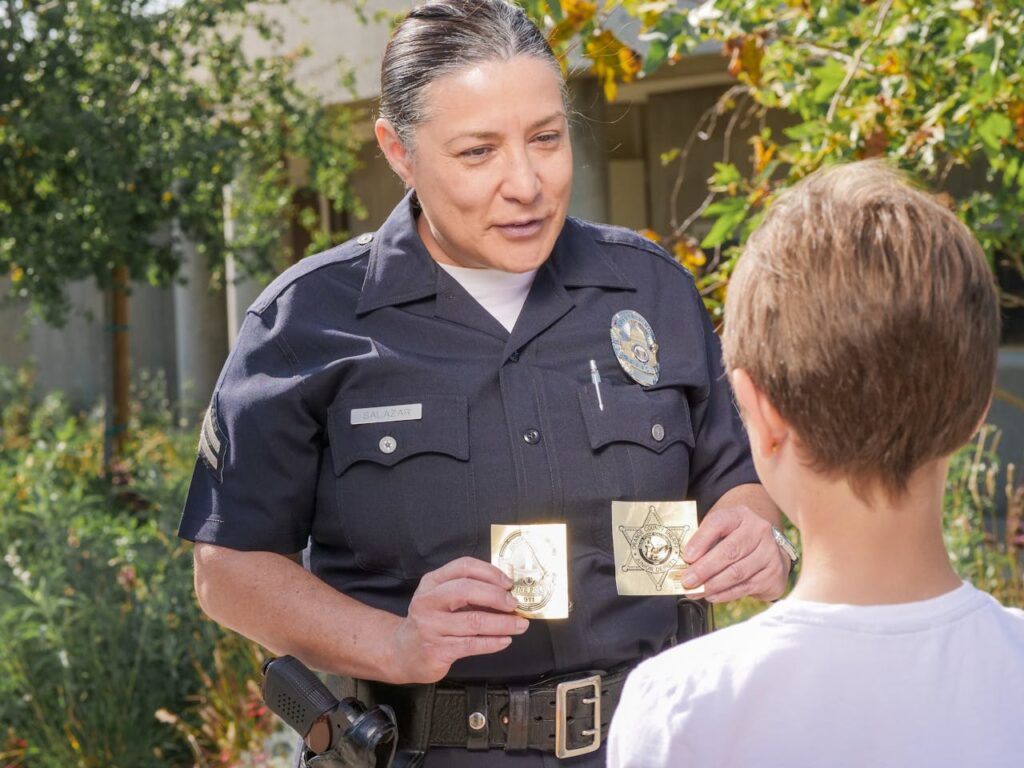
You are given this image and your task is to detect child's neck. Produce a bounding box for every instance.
[788,459,962,605]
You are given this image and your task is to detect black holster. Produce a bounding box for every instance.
[675,597,713,645]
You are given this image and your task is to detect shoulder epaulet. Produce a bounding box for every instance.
[249,233,374,315]
[579,219,695,282]
[585,221,665,258]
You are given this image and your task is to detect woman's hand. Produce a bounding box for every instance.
[388,556,529,684]
[678,485,790,603]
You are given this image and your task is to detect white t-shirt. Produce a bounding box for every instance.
[437,262,537,333]
[608,582,1024,768]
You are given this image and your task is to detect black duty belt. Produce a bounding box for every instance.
[430,666,630,758]
[330,665,630,760]
[327,599,712,760]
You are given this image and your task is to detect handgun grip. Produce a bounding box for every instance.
[262,656,339,740]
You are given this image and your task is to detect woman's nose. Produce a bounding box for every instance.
[500,147,542,204]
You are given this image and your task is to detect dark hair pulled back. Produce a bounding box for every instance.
[379,0,565,148]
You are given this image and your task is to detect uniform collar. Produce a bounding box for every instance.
[356,191,635,316]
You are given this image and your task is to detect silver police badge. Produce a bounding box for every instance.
[612,501,703,596]
[491,523,569,620]
[610,310,660,386]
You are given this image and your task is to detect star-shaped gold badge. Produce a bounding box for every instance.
[612,501,703,596]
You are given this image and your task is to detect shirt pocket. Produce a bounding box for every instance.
[577,382,694,551]
[326,393,476,579]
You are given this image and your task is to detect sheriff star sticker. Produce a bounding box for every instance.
[617,505,693,590]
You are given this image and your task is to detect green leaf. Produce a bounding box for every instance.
[709,162,742,187]
[783,121,824,142]
[660,147,681,166]
[977,112,1012,152]
[644,38,668,76]
[811,58,846,104]
[703,198,746,217]
[701,197,749,249]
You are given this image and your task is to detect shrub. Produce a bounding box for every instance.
[944,426,1024,606]
[0,368,277,767]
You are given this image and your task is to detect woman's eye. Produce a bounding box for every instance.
[460,146,492,159]
[534,132,561,145]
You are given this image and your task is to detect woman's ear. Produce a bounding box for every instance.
[731,369,790,460]
[375,118,415,187]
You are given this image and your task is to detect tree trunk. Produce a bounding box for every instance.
[107,264,131,469]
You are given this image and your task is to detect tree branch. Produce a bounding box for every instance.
[668,84,746,232]
[826,0,893,123]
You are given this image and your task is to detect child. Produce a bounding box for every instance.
[607,161,1024,768]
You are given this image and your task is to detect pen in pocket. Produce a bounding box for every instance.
[589,359,604,411]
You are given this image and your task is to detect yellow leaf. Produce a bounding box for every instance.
[879,50,901,76]
[725,36,764,86]
[672,239,707,274]
[547,0,597,48]
[162,190,174,204]
[564,0,597,24]
[10,265,24,283]
[753,136,775,174]
[586,31,641,102]
[603,72,618,102]
[638,228,662,243]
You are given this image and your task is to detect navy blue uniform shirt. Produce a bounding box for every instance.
[179,193,757,758]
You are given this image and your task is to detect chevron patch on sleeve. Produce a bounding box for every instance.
[198,396,226,482]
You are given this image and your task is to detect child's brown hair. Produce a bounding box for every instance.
[722,160,1000,497]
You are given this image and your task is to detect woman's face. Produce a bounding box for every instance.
[377,56,573,273]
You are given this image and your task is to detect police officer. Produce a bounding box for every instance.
[179,1,793,765]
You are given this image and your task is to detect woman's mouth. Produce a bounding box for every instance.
[494,218,545,239]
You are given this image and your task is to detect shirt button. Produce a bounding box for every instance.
[356,232,374,246]
[651,423,665,442]
[523,428,541,445]
[379,435,397,454]
[509,350,520,363]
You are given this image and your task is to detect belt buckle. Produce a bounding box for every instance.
[554,674,601,759]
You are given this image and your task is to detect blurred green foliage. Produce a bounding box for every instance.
[1,0,365,325]
[527,0,1024,318]
[0,368,278,767]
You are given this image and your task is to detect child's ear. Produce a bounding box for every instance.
[731,369,790,459]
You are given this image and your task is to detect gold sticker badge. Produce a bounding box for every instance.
[491,523,569,620]
[612,501,703,596]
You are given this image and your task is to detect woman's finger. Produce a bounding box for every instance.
[449,634,514,661]
[682,519,764,590]
[445,610,529,638]
[703,574,760,604]
[698,535,777,597]
[421,556,513,591]
[427,577,519,614]
[682,506,742,563]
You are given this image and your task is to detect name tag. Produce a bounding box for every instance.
[350,403,423,425]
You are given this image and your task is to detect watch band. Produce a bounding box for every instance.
[771,526,799,564]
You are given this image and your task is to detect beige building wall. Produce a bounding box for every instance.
[241,0,415,104]
[0,279,178,409]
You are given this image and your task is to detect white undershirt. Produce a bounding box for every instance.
[437,262,537,333]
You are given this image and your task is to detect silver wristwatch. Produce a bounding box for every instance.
[771,526,799,565]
